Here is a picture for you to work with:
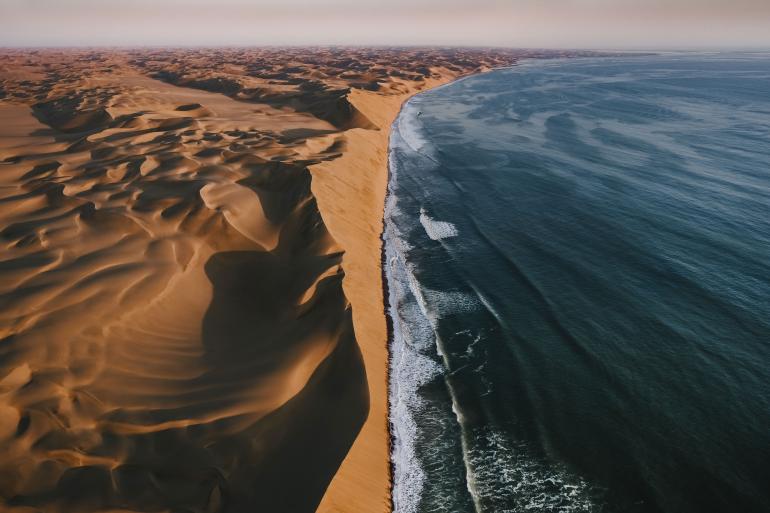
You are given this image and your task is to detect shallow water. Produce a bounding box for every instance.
[385,54,770,513]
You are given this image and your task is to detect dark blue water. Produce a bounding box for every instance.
[385,54,770,513]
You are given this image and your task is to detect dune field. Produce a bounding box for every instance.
[0,47,530,512]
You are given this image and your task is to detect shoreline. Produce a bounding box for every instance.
[339,55,653,513]
[0,48,533,513]
[348,53,770,513]
[310,69,485,513]
[309,72,458,513]
[381,92,416,513]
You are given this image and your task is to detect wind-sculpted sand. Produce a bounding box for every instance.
[0,47,570,512]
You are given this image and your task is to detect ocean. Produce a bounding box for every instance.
[384,54,770,513]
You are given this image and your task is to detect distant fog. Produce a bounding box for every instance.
[1,0,769,49]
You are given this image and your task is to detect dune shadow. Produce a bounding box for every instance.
[6,247,369,513]
[3,168,369,513]
[195,248,369,513]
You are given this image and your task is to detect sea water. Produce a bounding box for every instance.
[385,53,770,513]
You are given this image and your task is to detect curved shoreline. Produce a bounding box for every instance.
[309,72,468,513]
[372,53,770,513]
[310,68,502,512]
[0,49,545,513]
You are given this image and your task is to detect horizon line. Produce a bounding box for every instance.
[1,44,769,52]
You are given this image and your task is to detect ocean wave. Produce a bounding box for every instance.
[385,70,608,513]
[419,207,459,240]
[386,233,443,513]
[386,115,434,513]
[386,192,475,512]
[387,104,475,512]
[463,427,603,513]
[394,96,439,160]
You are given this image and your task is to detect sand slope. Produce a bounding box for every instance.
[0,48,543,512]
[310,80,454,513]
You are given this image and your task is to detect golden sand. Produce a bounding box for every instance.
[0,48,522,512]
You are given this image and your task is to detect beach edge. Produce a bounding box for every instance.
[309,69,481,513]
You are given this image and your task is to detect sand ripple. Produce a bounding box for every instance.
[0,47,528,512]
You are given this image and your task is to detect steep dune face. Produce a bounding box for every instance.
[0,66,364,512]
[0,61,356,513]
[0,48,530,513]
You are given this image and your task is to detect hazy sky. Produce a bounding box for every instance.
[1,0,769,49]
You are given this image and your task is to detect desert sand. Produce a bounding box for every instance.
[0,47,543,512]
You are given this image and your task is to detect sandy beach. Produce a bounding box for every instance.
[0,47,524,512]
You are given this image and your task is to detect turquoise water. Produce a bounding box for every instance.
[385,54,770,513]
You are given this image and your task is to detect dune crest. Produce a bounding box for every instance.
[0,48,533,512]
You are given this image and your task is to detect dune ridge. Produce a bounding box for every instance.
[0,47,575,512]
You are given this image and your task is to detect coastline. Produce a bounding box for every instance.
[310,63,518,511]
[0,48,529,513]
[309,71,463,513]
[349,53,770,513]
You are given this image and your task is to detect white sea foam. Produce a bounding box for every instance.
[386,225,442,513]
[393,96,442,163]
[463,427,602,512]
[386,217,483,513]
[388,92,484,513]
[419,208,459,240]
[422,288,480,318]
[386,127,434,513]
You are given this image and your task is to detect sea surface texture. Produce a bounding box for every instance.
[385,54,770,513]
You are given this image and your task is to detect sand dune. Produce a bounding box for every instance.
[0,47,543,512]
